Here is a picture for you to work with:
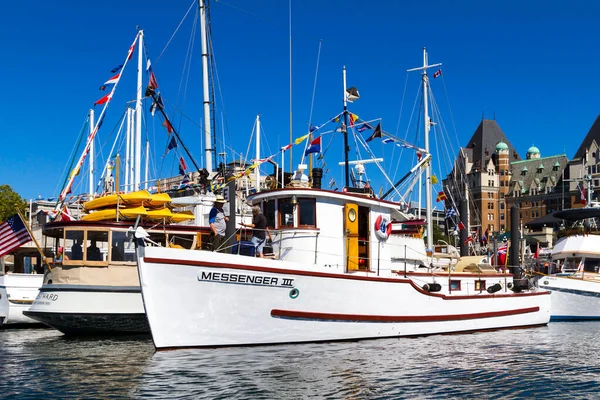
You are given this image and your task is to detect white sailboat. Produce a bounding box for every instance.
[134,49,551,350]
[24,15,220,334]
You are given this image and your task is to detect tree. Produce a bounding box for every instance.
[0,185,27,222]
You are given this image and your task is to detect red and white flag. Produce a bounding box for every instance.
[433,69,442,79]
[94,92,112,106]
[104,73,121,85]
[0,214,32,258]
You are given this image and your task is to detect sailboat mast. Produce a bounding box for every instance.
[342,66,350,189]
[88,109,95,197]
[135,30,144,190]
[422,50,433,250]
[256,114,261,192]
[200,0,213,173]
[407,47,441,250]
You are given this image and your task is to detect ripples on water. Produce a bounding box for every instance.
[1,323,599,399]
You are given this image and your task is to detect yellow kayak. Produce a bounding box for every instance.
[170,210,195,223]
[83,190,153,211]
[81,206,148,222]
[145,208,195,223]
[147,192,172,208]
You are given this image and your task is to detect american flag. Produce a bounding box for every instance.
[0,214,32,258]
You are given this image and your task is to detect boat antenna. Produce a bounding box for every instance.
[407,47,441,250]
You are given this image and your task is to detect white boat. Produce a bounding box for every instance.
[136,185,550,349]
[537,207,600,320]
[135,48,550,349]
[23,217,212,334]
[0,273,44,326]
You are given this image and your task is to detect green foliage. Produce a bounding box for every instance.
[433,223,451,244]
[0,185,27,222]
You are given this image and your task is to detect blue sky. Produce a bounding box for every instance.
[1,0,599,201]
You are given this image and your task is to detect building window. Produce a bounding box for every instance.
[500,213,505,220]
[521,170,527,176]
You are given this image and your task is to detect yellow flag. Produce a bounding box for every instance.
[294,133,309,145]
[431,175,438,184]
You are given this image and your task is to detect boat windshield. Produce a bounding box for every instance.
[582,257,600,273]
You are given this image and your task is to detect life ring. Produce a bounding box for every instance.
[374,215,393,241]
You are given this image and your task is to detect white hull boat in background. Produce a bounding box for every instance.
[0,273,44,326]
[538,208,600,321]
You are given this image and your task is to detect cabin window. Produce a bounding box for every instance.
[450,280,461,291]
[263,200,276,228]
[111,231,135,262]
[582,258,600,273]
[84,230,109,263]
[278,199,295,228]
[475,280,486,291]
[65,230,84,261]
[298,198,316,227]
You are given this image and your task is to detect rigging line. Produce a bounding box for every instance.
[53,115,89,198]
[356,133,407,203]
[96,109,129,193]
[391,83,422,185]
[439,74,461,151]
[306,39,323,141]
[155,0,197,64]
[175,9,198,146]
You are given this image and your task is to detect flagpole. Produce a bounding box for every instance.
[14,208,50,269]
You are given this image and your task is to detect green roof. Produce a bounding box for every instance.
[496,141,509,151]
[527,145,540,154]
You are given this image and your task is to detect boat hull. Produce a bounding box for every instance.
[138,247,551,349]
[0,274,44,326]
[538,275,600,320]
[23,284,149,334]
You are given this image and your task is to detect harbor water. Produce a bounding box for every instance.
[1,322,599,399]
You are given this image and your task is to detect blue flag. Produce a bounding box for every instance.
[304,136,322,156]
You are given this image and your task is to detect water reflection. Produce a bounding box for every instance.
[2,323,600,399]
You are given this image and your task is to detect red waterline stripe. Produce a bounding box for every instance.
[270,306,541,323]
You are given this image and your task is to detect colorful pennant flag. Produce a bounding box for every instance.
[281,144,292,152]
[165,136,177,155]
[349,113,358,127]
[178,157,187,175]
[94,93,112,106]
[127,43,136,60]
[445,208,456,219]
[431,175,439,184]
[110,64,123,73]
[150,93,164,116]
[304,136,321,156]
[458,221,465,231]
[365,123,382,142]
[436,191,447,202]
[294,133,309,145]
[104,73,121,86]
[162,119,173,133]
[357,123,373,132]
[433,69,442,78]
[146,59,158,90]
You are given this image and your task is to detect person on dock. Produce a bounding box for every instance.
[209,195,229,253]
